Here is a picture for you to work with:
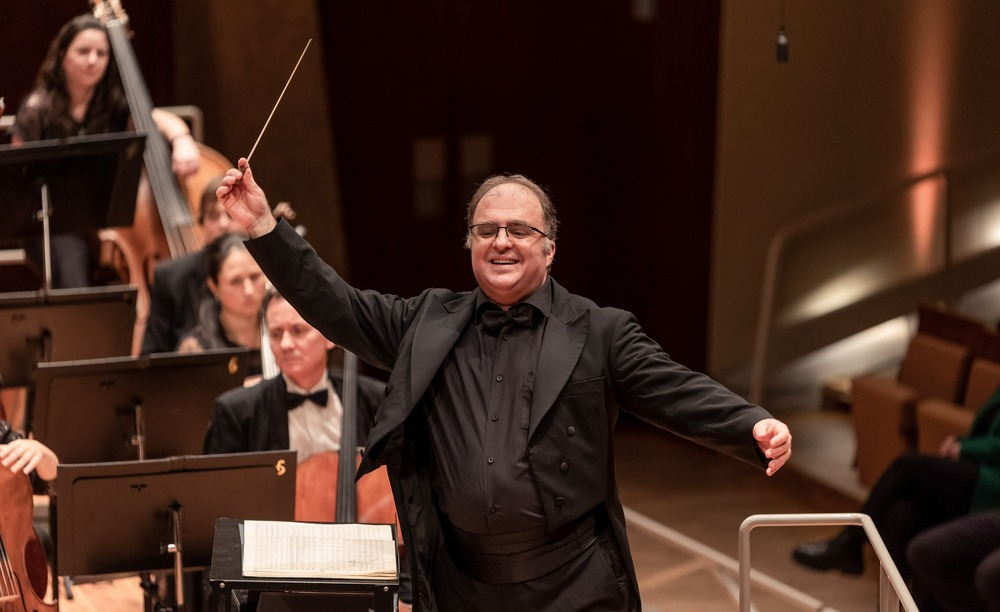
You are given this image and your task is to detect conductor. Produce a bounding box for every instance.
[217,162,792,611]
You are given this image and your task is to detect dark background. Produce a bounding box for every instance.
[2,1,720,370]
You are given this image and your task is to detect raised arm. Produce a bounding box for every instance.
[217,159,278,238]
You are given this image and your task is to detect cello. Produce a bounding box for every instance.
[91,0,231,353]
[0,468,56,612]
[293,350,397,527]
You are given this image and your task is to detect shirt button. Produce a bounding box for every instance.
[488,457,495,464]
[491,414,498,421]
[503,334,509,341]
[560,461,569,473]
[496,375,503,382]
[383,385,391,396]
[555,497,565,507]
[566,426,576,437]
[490,505,497,513]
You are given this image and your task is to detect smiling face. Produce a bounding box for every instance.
[469,182,556,308]
[266,296,334,389]
[61,27,110,93]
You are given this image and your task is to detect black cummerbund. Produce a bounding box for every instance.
[444,506,608,584]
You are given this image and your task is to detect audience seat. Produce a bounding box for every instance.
[851,303,985,487]
[916,331,1000,454]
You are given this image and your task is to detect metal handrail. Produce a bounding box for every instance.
[739,513,918,612]
[624,506,831,611]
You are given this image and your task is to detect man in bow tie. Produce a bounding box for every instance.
[218,167,792,612]
[202,291,383,460]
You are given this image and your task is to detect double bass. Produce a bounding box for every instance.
[293,350,397,527]
[91,0,231,353]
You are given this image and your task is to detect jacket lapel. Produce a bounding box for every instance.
[529,280,589,439]
[410,293,477,396]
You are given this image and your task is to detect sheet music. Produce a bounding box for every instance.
[242,520,397,579]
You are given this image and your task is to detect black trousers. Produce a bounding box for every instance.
[860,452,979,580]
[432,521,637,612]
[908,510,1000,612]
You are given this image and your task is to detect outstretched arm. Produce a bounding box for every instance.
[217,159,278,238]
[753,418,792,476]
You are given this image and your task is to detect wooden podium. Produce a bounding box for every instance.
[208,518,399,612]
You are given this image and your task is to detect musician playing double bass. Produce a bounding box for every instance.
[6,13,199,288]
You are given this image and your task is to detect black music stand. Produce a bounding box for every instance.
[0,132,145,290]
[29,348,250,463]
[0,285,137,388]
[208,518,399,612]
[55,451,297,610]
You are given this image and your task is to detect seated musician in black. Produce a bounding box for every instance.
[142,178,297,355]
[202,291,411,606]
[203,290,383,463]
[142,176,238,355]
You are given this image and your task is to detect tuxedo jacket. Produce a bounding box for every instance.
[141,249,207,355]
[247,220,773,611]
[202,367,384,455]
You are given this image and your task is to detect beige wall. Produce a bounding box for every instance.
[711,1,1000,380]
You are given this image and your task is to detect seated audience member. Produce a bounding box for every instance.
[176,232,266,377]
[142,176,239,355]
[203,290,382,458]
[792,384,1000,580]
[907,510,1000,612]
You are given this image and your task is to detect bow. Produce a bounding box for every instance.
[481,303,536,335]
[285,388,329,410]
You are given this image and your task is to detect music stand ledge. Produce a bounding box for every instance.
[56,451,297,609]
[0,133,145,289]
[209,518,399,612]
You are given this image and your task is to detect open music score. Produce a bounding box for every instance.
[242,520,397,580]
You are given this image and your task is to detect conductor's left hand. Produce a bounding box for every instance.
[753,418,792,476]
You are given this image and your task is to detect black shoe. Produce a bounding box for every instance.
[792,539,864,575]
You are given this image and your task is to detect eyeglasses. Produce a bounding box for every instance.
[468,222,547,241]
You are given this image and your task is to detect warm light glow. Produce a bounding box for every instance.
[777,316,913,382]
[780,263,894,325]
[907,4,953,267]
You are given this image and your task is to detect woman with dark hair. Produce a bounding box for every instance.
[176,232,266,378]
[8,13,199,287]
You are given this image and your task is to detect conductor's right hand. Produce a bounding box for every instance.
[217,158,277,238]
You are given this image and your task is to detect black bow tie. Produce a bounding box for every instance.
[481,303,536,335]
[285,388,329,410]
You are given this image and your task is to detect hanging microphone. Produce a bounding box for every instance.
[776,26,789,63]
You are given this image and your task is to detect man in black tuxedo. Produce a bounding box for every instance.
[202,291,382,457]
[218,165,792,612]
